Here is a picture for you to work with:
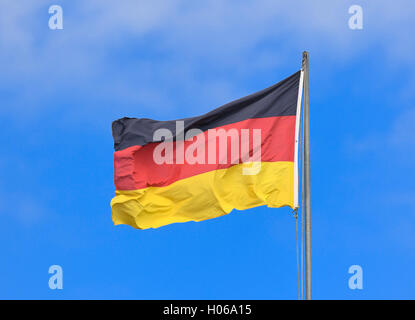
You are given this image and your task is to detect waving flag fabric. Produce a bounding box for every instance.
[111,71,303,229]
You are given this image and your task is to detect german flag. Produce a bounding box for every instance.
[111,71,303,229]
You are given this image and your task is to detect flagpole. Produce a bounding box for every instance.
[302,51,312,300]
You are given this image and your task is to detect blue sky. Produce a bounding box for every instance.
[1,0,414,299]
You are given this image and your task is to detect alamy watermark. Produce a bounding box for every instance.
[348,265,363,290]
[48,265,63,290]
[153,121,262,175]
[348,5,363,30]
[48,5,63,30]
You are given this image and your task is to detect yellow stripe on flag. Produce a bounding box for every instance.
[111,161,294,229]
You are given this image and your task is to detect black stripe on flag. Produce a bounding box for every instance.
[112,71,301,151]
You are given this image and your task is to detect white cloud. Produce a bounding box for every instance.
[1,0,415,122]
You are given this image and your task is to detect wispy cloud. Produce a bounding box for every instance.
[348,105,415,162]
[1,0,415,123]
[0,190,47,226]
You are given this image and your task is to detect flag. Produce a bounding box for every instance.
[111,71,303,229]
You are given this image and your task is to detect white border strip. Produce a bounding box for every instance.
[293,70,304,209]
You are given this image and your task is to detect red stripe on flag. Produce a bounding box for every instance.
[114,115,296,190]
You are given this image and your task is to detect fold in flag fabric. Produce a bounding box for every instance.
[111,71,303,229]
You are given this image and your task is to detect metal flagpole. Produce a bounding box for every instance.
[302,51,312,300]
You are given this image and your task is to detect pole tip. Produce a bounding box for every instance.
[302,51,309,70]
